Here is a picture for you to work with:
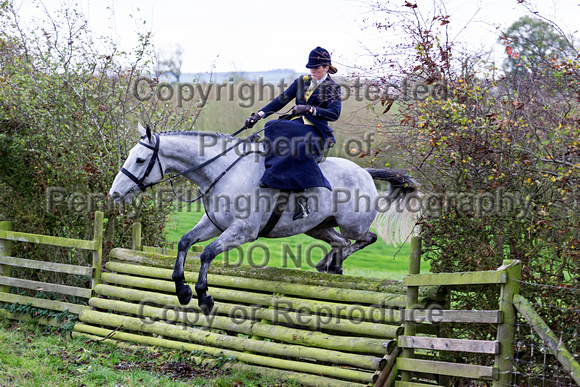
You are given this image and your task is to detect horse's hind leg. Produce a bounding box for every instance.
[308,229,378,275]
[329,231,378,274]
[306,228,350,274]
[343,231,378,259]
[172,215,221,306]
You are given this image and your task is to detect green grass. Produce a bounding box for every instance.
[166,206,429,281]
[0,319,299,386]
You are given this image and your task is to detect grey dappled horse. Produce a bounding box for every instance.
[109,123,419,315]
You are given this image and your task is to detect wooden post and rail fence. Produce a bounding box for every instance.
[0,213,578,386]
[0,211,103,320]
[397,238,580,386]
[397,238,522,386]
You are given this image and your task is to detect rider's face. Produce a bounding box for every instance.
[310,66,329,81]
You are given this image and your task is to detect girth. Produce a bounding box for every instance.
[202,189,290,238]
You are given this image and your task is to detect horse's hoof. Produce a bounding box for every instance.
[177,284,193,305]
[316,260,330,273]
[327,266,343,275]
[199,295,215,316]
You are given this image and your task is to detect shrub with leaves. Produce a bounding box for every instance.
[364,1,579,381]
[0,3,197,277]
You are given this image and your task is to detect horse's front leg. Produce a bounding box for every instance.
[172,215,221,306]
[195,221,257,315]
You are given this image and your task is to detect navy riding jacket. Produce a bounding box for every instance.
[260,75,342,147]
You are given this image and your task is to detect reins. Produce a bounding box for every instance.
[168,144,259,204]
[124,110,296,204]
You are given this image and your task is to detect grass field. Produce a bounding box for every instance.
[165,206,429,281]
[0,320,297,387]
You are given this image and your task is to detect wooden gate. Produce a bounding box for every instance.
[396,237,521,386]
[0,212,103,323]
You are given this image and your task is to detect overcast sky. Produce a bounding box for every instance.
[14,0,580,75]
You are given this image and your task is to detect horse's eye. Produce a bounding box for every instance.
[136,158,146,164]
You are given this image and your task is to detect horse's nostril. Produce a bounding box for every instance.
[109,192,121,202]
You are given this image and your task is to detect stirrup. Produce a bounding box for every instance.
[293,198,309,221]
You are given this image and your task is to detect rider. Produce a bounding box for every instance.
[245,47,341,220]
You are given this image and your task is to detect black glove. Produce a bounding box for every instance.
[292,105,314,116]
[248,133,261,143]
[244,112,261,129]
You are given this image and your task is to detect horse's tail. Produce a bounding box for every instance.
[365,168,421,246]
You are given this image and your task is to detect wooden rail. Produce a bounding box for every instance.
[131,221,203,256]
[71,247,438,387]
[0,230,97,250]
[396,236,522,387]
[0,212,103,320]
[513,294,580,385]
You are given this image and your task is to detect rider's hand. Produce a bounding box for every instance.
[245,112,262,129]
[248,133,261,142]
[292,105,314,116]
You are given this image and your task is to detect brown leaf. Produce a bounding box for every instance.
[382,100,394,114]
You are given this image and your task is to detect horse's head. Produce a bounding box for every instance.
[109,123,164,203]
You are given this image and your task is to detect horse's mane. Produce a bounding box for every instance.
[159,131,236,141]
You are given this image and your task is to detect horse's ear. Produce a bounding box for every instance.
[137,122,147,138]
[145,124,152,142]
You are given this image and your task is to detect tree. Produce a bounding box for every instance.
[361,2,580,382]
[157,44,184,82]
[500,15,576,77]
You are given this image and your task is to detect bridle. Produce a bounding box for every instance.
[120,133,164,193]
[119,132,259,204]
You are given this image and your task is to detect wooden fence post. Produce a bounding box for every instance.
[92,212,104,293]
[401,236,422,383]
[0,221,12,293]
[513,294,580,385]
[132,222,142,251]
[494,259,521,386]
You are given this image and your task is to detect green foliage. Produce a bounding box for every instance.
[0,3,196,269]
[402,46,580,289]
[2,302,78,333]
[370,1,580,286]
[367,2,580,380]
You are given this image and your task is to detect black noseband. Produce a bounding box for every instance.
[120,134,164,192]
